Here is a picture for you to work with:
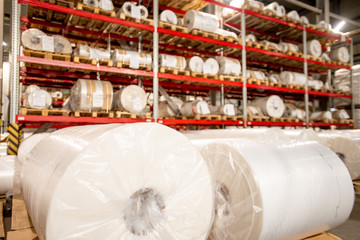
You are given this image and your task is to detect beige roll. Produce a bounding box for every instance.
[23,89,52,109]
[121,2,149,19]
[287,10,300,21]
[261,40,282,51]
[264,2,279,15]
[310,111,332,121]
[279,42,299,52]
[181,100,210,116]
[69,79,113,111]
[216,57,241,76]
[74,45,111,60]
[330,47,350,63]
[245,34,257,42]
[21,28,47,51]
[250,95,285,118]
[177,18,184,26]
[158,97,183,118]
[222,0,263,18]
[99,0,114,11]
[215,29,237,38]
[308,79,324,90]
[83,0,99,7]
[246,70,267,81]
[188,56,204,73]
[113,85,147,113]
[111,49,152,66]
[203,58,219,75]
[301,39,322,57]
[283,103,305,119]
[332,110,350,120]
[280,71,307,85]
[160,10,177,24]
[160,54,187,70]
[53,35,72,54]
[184,10,219,33]
[210,104,236,116]
[301,16,310,24]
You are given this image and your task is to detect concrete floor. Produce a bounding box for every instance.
[329,195,360,240]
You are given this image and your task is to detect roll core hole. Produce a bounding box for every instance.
[336,152,346,162]
[31,37,40,45]
[215,183,231,216]
[124,188,165,236]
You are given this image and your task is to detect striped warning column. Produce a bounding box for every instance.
[7,123,21,155]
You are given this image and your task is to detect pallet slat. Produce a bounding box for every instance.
[20,108,68,116]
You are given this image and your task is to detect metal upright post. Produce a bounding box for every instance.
[350,39,355,121]
[241,5,247,127]
[153,0,159,121]
[138,0,143,88]
[0,0,4,132]
[10,1,21,123]
[220,17,225,106]
[303,26,309,125]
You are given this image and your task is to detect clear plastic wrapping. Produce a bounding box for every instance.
[111,49,152,66]
[216,57,241,76]
[181,100,210,116]
[184,10,219,33]
[160,54,187,70]
[112,85,147,113]
[158,97,183,118]
[0,155,16,194]
[250,95,285,118]
[23,89,52,109]
[73,45,111,60]
[21,123,214,240]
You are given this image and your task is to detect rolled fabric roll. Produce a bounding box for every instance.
[301,39,322,57]
[210,104,236,116]
[50,91,63,99]
[69,79,113,111]
[184,10,219,33]
[181,100,210,116]
[0,156,16,194]
[160,54,187,70]
[83,0,99,7]
[216,57,241,76]
[21,28,47,51]
[330,47,350,63]
[215,29,237,38]
[160,10,177,24]
[23,89,52,109]
[203,58,220,75]
[245,34,257,42]
[111,49,152,66]
[280,71,307,85]
[21,123,214,240]
[53,35,72,54]
[332,109,350,120]
[301,16,310,24]
[74,45,111,60]
[121,2,149,19]
[264,2,279,15]
[261,40,283,51]
[279,42,299,52]
[18,133,51,164]
[250,95,285,118]
[158,97,183,118]
[113,85,147,113]
[99,0,114,11]
[308,79,324,90]
[188,56,204,73]
[287,10,300,21]
[317,20,331,30]
[310,111,332,121]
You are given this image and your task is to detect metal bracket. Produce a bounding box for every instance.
[158,86,180,116]
[33,123,53,134]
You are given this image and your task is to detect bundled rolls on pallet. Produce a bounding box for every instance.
[0,155,16,194]
[216,57,241,76]
[111,49,152,67]
[245,34,257,42]
[158,97,183,118]
[287,10,300,21]
[83,0,99,7]
[246,70,267,81]
[160,54,187,70]
[21,123,214,239]
[160,10,177,24]
[69,79,113,111]
[121,2,149,19]
[283,103,305,119]
[330,47,350,63]
[301,39,322,57]
[21,28,47,51]
[280,71,307,85]
[203,58,220,75]
[112,85,147,113]
[214,29,238,38]
[181,100,210,116]
[264,2,286,17]
[310,111,332,121]
[184,10,219,33]
[279,42,299,52]
[261,40,283,52]
[74,45,111,60]
[210,104,237,116]
[188,56,204,73]
[186,130,354,240]
[308,79,324,90]
[268,73,281,84]
[23,89,52,109]
[318,130,360,180]
[222,0,264,18]
[332,109,350,120]
[250,95,285,118]
[53,35,72,54]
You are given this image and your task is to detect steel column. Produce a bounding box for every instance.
[350,40,355,120]
[0,0,4,133]
[241,5,247,126]
[153,0,159,121]
[303,26,310,125]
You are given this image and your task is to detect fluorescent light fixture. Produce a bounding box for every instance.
[334,21,346,32]
[2,41,6,46]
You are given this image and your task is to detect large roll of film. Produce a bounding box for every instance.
[113,85,147,113]
[261,40,283,51]
[279,42,299,52]
[74,45,111,60]
[287,10,300,21]
[184,10,219,33]
[264,2,285,17]
[250,95,285,118]
[330,47,350,63]
[121,2,149,19]
[0,156,16,194]
[111,49,152,66]
[310,111,332,121]
[317,20,331,30]
[283,103,305,119]
[18,133,51,164]
[99,0,114,11]
[302,39,322,57]
[23,89,52,109]
[308,79,324,90]
[332,109,350,120]
[188,134,354,240]
[280,71,307,85]
[69,79,113,111]
[188,56,204,73]
[158,97,183,118]
[160,10,177,24]
[83,0,99,7]
[216,57,241,76]
[21,28,47,51]
[160,54,187,70]
[318,130,360,180]
[53,35,72,54]
[222,0,263,18]
[181,100,210,116]
[301,16,310,24]
[21,123,214,240]
[203,58,219,75]
[24,85,40,97]
[245,34,257,42]
[215,29,237,38]
[210,104,237,116]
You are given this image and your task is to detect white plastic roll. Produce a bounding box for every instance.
[264,2,279,15]
[287,10,300,21]
[222,0,264,18]
[192,136,354,240]
[301,16,310,24]
[188,56,204,73]
[113,85,147,113]
[301,39,322,57]
[184,10,219,33]
[177,18,184,26]
[69,79,113,111]
[50,91,63,99]
[160,54,187,70]
[53,35,72,54]
[318,130,360,180]
[0,155,16,194]
[317,20,331,30]
[268,73,280,84]
[210,104,236,116]
[308,79,324,90]
[83,0,99,7]
[24,84,40,97]
[18,133,51,164]
[21,28,47,51]
[280,71,307,85]
[121,2,149,19]
[160,10,177,24]
[181,100,210,116]
[261,40,283,51]
[245,34,257,42]
[278,5,286,17]
[21,123,214,240]
[332,110,350,120]
[216,57,241,76]
[111,49,152,66]
[250,95,285,118]
[99,0,114,11]
[279,42,299,52]
[283,103,305,119]
[74,45,111,60]
[215,29,237,38]
[246,70,267,81]
[158,97,183,118]
[310,111,332,121]
[23,89,52,109]
[330,47,350,63]
[203,58,219,75]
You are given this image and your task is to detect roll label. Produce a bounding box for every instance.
[33,92,46,107]
[200,102,210,114]
[42,36,54,53]
[131,5,141,19]
[130,55,140,69]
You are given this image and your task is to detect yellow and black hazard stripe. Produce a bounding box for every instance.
[7,123,21,155]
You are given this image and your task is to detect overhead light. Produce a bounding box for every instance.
[334,21,346,32]
[2,41,6,46]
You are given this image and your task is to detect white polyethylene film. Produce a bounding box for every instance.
[0,155,16,194]
[184,10,219,33]
[21,123,214,240]
[113,85,147,113]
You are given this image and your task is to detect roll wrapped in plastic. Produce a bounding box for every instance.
[112,85,147,113]
[287,10,300,21]
[160,54,187,70]
[215,29,237,38]
[18,133,51,164]
[69,79,113,111]
[83,0,99,7]
[301,16,310,24]
[0,155,16,194]
[310,111,332,121]
[121,2,149,19]
[308,79,324,90]
[111,49,152,66]
[222,0,263,18]
[283,103,305,119]
[245,34,257,42]
[21,123,214,240]
[261,40,283,51]
[279,42,299,52]
[280,71,307,85]
[24,85,40,97]
[181,100,210,116]
[177,18,184,26]
[264,2,285,17]
[160,10,177,24]
[74,45,111,60]
[50,91,63,99]
[188,56,204,73]
[301,39,322,57]
[246,70,267,81]
[21,28,47,51]
[210,104,237,116]
[53,35,72,54]
[184,10,219,33]
[99,0,114,11]
[268,73,281,84]
[250,95,285,118]
[332,109,350,120]
[203,58,219,75]
[158,97,183,118]
[330,47,350,63]
[216,57,241,76]
[23,89,52,109]
[317,20,331,30]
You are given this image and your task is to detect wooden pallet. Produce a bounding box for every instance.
[116,61,152,71]
[159,21,188,33]
[0,200,3,239]
[287,51,302,57]
[222,115,244,121]
[28,0,73,24]
[159,67,190,76]
[190,72,218,79]
[334,119,354,124]
[193,114,222,120]
[248,115,270,121]
[307,54,323,62]
[219,75,244,82]
[354,180,360,195]
[114,111,151,119]
[19,108,68,116]
[247,77,269,85]
[286,84,303,90]
[303,233,341,240]
[23,49,71,62]
[159,0,208,11]
[71,110,114,118]
[73,55,113,67]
